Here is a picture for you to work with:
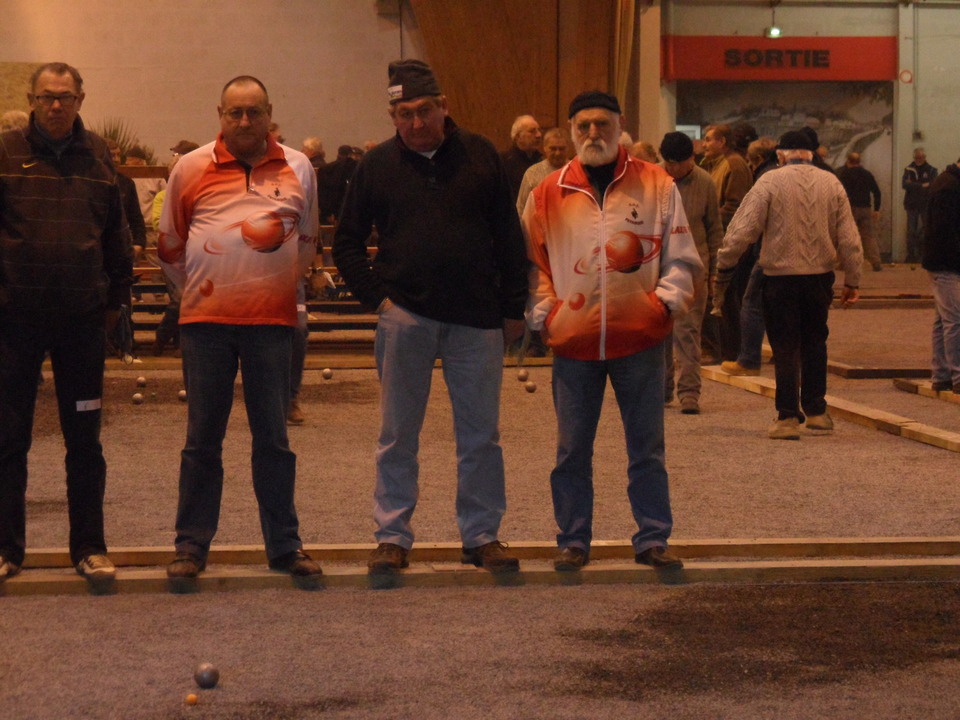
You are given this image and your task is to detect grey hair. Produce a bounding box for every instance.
[510,114,538,140]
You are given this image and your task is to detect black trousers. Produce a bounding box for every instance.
[0,313,108,566]
[761,272,834,422]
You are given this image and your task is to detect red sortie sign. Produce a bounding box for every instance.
[662,36,897,82]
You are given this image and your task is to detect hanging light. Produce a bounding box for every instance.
[765,0,782,38]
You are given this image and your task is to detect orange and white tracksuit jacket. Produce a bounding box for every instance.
[158,135,318,327]
[521,149,702,361]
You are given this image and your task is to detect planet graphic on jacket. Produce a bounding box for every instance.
[605,231,644,273]
[240,211,289,253]
[604,231,662,274]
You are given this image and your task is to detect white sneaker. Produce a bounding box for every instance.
[768,417,801,440]
[805,413,834,432]
[0,555,22,580]
[76,554,116,579]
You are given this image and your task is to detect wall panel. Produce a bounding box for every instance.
[410,0,615,146]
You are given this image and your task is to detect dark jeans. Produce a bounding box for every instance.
[906,210,925,263]
[551,345,673,556]
[290,281,308,403]
[0,313,108,566]
[175,323,302,562]
[762,273,834,421]
[719,251,756,362]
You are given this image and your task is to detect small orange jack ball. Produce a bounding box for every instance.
[185,693,198,705]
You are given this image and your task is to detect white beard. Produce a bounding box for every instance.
[577,139,618,166]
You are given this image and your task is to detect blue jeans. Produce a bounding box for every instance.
[737,260,766,369]
[176,323,301,562]
[374,304,506,549]
[551,344,674,558]
[928,271,960,387]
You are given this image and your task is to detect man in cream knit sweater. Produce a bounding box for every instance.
[716,130,863,440]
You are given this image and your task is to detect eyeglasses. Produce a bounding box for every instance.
[33,94,79,108]
[221,107,267,122]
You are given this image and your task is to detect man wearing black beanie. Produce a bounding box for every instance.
[521,92,703,572]
[334,59,528,576]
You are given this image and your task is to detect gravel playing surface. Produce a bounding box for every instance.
[3,264,958,719]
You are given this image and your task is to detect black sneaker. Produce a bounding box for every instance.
[554,547,588,571]
[367,543,409,574]
[461,541,520,572]
[635,546,684,569]
[167,552,205,579]
[931,380,952,392]
[269,550,323,577]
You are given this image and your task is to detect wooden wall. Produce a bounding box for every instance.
[409,0,616,149]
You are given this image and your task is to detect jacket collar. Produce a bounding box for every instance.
[27,113,90,154]
[213,132,285,167]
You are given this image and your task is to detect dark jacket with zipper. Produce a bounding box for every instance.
[0,115,133,319]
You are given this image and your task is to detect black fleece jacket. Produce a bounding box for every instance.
[333,117,528,329]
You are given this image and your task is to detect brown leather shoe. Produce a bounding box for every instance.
[554,546,588,571]
[367,543,409,574]
[269,550,323,576]
[286,400,305,425]
[461,541,520,572]
[167,552,205,578]
[635,546,684,569]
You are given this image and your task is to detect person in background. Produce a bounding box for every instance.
[516,127,570,216]
[921,157,960,395]
[716,130,862,440]
[106,138,147,263]
[301,136,326,170]
[0,110,29,132]
[836,151,883,272]
[903,147,938,264]
[628,141,660,163]
[150,140,199,356]
[501,114,543,200]
[660,131,723,415]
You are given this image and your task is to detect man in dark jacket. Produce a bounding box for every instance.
[0,62,134,583]
[334,59,528,576]
[836,152,883,271]
[921,161,960,394]
[903,147,938,263]
[316,144,358,224]
[501,114,543,201]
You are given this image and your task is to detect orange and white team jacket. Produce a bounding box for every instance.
[521,148,702,361]
[158,135,318,327]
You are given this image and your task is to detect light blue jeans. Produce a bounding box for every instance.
[551,343,674,558]
[373,303,506,549]
[928,271,960,387]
